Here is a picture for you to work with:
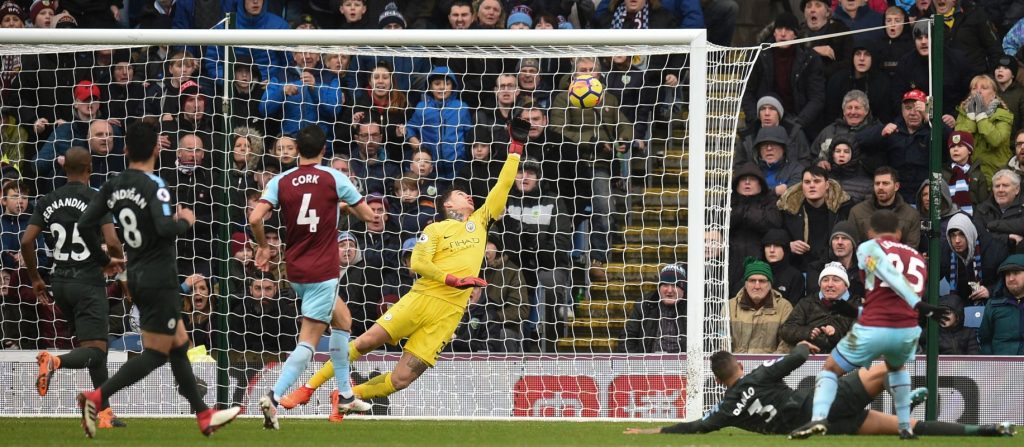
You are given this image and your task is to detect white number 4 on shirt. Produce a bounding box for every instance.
[297,193,319,233]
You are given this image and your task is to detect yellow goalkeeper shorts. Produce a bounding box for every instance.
[376,291,463,367]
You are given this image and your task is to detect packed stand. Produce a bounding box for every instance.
[725,0,1024,355]
[0,0,748,366]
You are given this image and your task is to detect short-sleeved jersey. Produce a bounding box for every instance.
[260,164,363,284]
[79,169,189,288]
[661,345,813,435]
[857,236,926,328]
[408,153,520,309]
[28,182,112,285]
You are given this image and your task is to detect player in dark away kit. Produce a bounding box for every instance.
[74,121,241,438]
[24,147,126,428]
[625,342,1015,437]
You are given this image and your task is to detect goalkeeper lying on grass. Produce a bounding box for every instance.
[277,118,531,415]
[626,342,1015,437]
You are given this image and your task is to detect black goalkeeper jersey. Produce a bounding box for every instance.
[661,344,813,435]
[28,181,112,285]
[79,169,189,288]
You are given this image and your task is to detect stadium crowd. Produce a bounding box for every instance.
[0,0,1021,367]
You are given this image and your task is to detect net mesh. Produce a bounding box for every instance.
[0,37,757,419]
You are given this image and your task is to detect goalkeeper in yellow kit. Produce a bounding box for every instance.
[278,118,530,413]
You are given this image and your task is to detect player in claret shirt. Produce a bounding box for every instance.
[248,125,379,430]
[792,210,952,440]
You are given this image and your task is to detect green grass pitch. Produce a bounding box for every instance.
[0,418,1018,446]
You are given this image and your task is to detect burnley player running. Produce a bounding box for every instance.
[248,125,378,429]
[625,342,1014,437]
[276,119,531,410]
[23,147,126,428]
[790,210,951,440]
[76,122,241,438]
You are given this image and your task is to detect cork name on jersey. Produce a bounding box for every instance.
[42,197,88,221]
[107,188,147,209]
[292,173,320,186]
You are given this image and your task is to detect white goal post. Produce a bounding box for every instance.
[0,28,758,420]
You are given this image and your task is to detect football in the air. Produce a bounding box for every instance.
[567,74,604,108]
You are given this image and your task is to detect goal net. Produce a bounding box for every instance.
[0,28,757,420]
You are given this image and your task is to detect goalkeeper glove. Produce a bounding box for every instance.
[507,117,531,155]
[914,301,952,323]
[445,274,487,289]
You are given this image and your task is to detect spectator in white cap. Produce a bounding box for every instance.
[736,94,813,168]
[619,264,687,353]
[780,261,862,353]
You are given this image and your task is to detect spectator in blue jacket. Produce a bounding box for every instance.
[0,181,46,270]
[832,0,885,44]
[406,66,473,180]
[979,254,1024,355]
[205,0,289,83]
[260,50,344,145]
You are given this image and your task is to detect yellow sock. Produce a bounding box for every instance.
[348,340,362,363]
[352,372,396,399]
[306,361,334,389]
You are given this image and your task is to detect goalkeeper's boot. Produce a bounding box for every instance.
[36,351,59,396]
[899,428,918,440]
[909,387,928,412]
[197,406,241,437]
[97,407,127,429]
[995,421,1016,437]
[76,389,102,439]
[280,384,314,410]
[259,391,280,430]
[328,389,344,423]
[788,420,828,439]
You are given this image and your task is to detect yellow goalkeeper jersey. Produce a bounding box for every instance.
[408,153,521,309]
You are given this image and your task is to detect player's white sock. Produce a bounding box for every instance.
[811,370,838,421]
[887,370,912,432]
[273,342,314,398]
[329,330,353,398]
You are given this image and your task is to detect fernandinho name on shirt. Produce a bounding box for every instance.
[42,197,88,221]
[107,187,147,209]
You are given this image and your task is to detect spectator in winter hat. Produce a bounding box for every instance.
[978,253,1024,355]
[944,212,1006,307]
[378,2,406,29]
[780,261,862,353]
[619,264,688,353]
[28,0,55,28]
[290,14,318,30]
[753,126,803,196]
[506,11,531,29]
[806,220,865,298]
[0,1,24,28]
[729,257,793,353]
[993,55,1024,136]
[762,229,805,305]
[742,11,827,139]
[943,130,988,216]
[728,161,783,297]
[735,94,813,168]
